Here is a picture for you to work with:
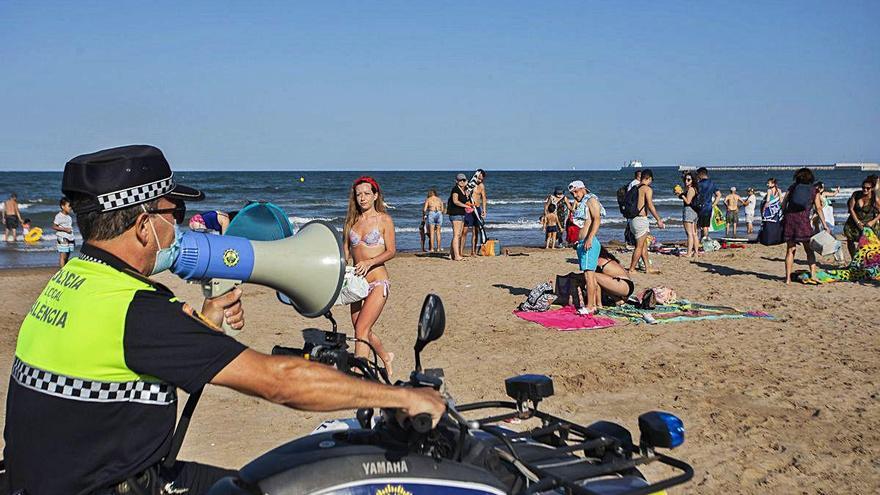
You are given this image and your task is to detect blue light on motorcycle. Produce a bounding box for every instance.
[638,411,685,449]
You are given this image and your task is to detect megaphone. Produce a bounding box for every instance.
[172,220,345,318]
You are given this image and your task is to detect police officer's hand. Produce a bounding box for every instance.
[400,387,446,427]
[202,287,245,332]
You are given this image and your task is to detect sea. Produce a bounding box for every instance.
[0,168,871,268]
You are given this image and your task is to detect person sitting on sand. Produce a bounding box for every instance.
[724,187,745,237]
[542,203,563,249]
[843,176,880,259]
[595,247,635,306]
[422,189,444,252]
[343,176,397,374]
[628,169,665,274]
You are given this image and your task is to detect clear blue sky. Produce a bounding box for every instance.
[1,0,877,170]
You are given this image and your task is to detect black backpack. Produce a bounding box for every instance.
[785,184,812,213]
[616,186,628,215]
[690,188,705,213]
[621,185,643,219]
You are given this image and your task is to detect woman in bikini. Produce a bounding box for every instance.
[594,247,635,307]
[343,176,396,375]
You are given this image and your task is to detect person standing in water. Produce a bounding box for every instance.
[422,189,444,252]
[343,176,396,375]
[3,193,24,242]
[743,188,758,235]
[724,187,745,237]
[52,197,75,267]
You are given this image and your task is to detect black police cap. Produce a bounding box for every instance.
[62,145,204,213]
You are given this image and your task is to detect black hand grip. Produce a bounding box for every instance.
[272,345,305,357]
[411,413,433,433]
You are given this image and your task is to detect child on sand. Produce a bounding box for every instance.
[53,197,75,267]
[542,203,563,249]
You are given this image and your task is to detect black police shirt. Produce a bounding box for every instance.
[3,245,247,494]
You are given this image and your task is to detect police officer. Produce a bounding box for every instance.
[3,145,445,495]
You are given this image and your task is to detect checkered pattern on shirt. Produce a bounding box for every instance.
[11,357,176,406]
[96,175,174,212]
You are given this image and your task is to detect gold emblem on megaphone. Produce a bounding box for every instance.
[223,249,240,267]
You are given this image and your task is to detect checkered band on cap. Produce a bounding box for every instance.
[12,357,176,406]
[96,174,174,212]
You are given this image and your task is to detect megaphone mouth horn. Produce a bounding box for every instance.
[287,219,345,318]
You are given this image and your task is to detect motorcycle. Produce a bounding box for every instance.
[208,294,693,495]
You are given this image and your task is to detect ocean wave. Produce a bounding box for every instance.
[288,216,339,226]
[487,199,544,205]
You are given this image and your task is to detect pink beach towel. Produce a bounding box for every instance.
[514,306,617,331]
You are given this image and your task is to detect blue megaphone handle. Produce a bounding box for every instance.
[172,231,255,281]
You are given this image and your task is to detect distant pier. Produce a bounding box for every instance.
[619,161,879,172]
[676,162,879,172]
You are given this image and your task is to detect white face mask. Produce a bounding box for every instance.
[143,205,182,275]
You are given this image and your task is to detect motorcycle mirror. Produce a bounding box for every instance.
[414,294,445,372]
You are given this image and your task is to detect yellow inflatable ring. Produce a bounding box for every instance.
[24,227,43,243]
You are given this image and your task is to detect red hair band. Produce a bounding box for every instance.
[353,176,381,193]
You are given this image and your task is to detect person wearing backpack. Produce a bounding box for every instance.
[781,167,831,284]
[694,167,719,240]
[625,169,665,274]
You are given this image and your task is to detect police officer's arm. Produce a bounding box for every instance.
[212,349,444,421]
[124,290,444,424]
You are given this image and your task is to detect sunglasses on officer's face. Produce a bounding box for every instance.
[145,203,187,224]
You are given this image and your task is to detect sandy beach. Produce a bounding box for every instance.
[1,244,878,494]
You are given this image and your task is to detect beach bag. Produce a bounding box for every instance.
[621,186,643,219]
[758,221,784,246]
[554,273,584,307]
[334,267,370,306]
[640,286,677,305]
[518,282,555,312]
[785,184,813,213]
[637,289,657,310]
[702,238,721,252]
[810,230,840,256]
[480,239,501,256]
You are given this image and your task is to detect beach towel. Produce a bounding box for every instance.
[799,228,880,284]
[514,306,617,331]
[709,205,726,232]
[599,300,772,324]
